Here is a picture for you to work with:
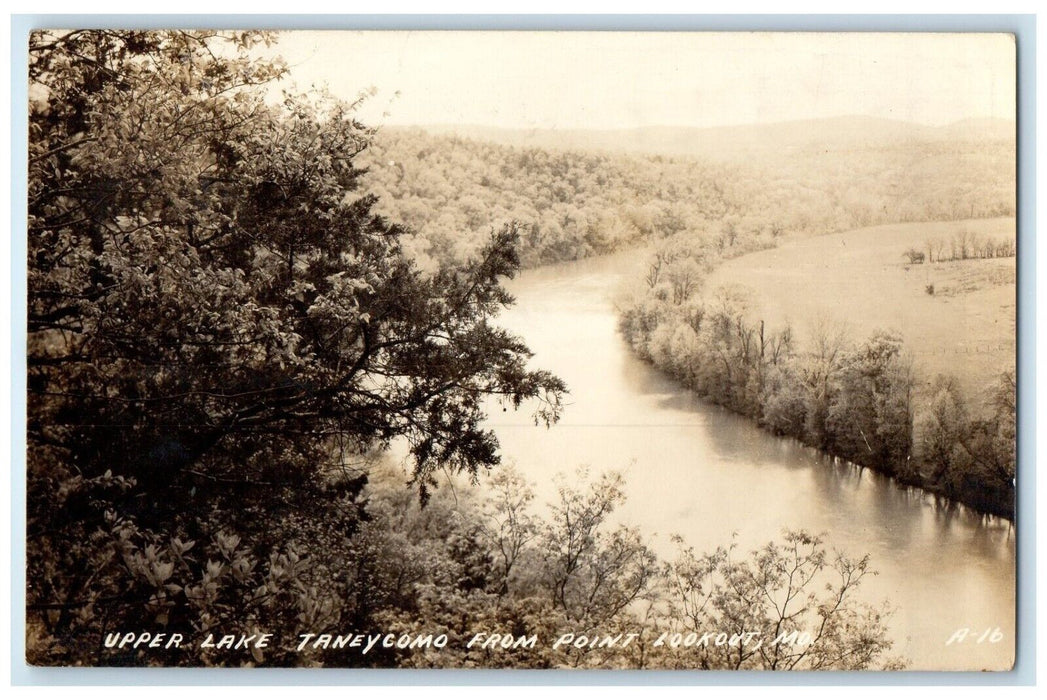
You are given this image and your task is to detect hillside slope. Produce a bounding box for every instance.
[360,125,1015,272]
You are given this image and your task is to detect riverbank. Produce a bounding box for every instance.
[614,220,1015,521]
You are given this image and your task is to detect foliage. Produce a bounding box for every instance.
[824,332,915,477]
[326,465,902,670]
[657,531,903,670]
[917,372,1016,513]
[314,464,661,670]
[27,30,564,665]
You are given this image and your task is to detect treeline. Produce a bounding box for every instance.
[358,127,1015,271]
[909,228,1017,264]
[618,233,1015,519]
[38,462,902,670]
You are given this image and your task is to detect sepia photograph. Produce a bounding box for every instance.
[22,26,1018,673]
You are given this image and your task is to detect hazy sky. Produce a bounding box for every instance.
[270,31,1016,131]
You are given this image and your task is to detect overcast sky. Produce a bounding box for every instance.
[268,31,1015,131]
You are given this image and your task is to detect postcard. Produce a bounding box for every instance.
[23,28,1017,672]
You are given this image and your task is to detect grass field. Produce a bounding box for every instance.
[705,218,1016,407]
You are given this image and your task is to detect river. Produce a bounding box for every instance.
[481,249,1015,671]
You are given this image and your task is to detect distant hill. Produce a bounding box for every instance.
[940,118,1016,142]
[413,115,1015,162]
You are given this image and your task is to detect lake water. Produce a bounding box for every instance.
[482,250,1015,671]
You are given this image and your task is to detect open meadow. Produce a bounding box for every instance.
[705,218,1016,406]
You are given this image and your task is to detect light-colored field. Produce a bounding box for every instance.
[705,218,1016,406]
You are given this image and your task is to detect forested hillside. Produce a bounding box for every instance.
[358,125,1014,271]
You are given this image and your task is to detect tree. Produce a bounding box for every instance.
[541,469,658,628]
[797,319,848,450]
[477,464,540,595]
[27,30,565,664]
[826,331,914,476]
[659,530,903,670]
[918,375,970,484]
[665,257,704,305]
[925,371,1016,516]
[903,248,925,264]
[760,363,806,438]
